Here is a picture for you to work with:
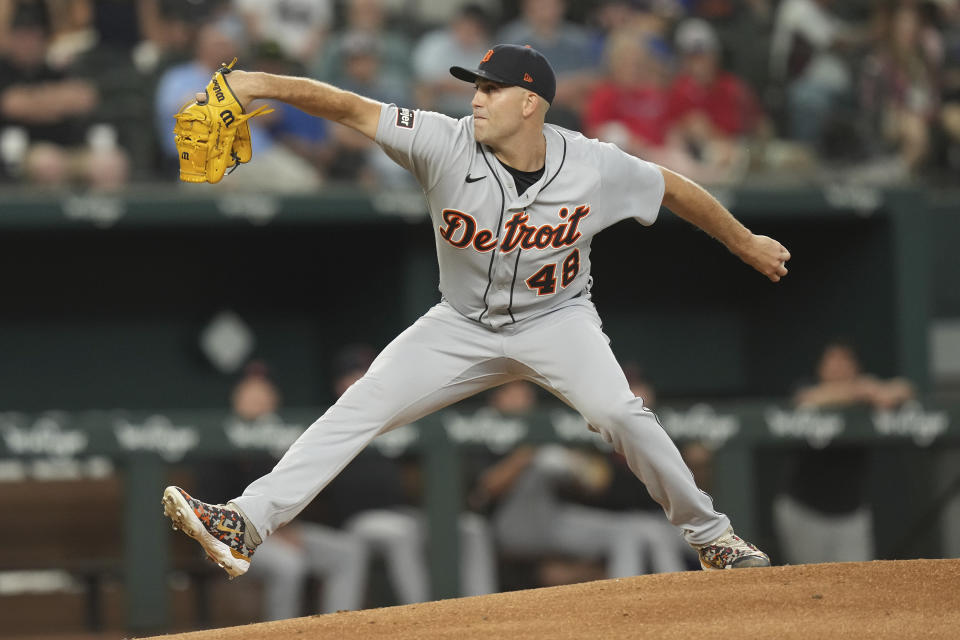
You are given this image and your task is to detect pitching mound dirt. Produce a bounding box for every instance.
[143,558,960,639]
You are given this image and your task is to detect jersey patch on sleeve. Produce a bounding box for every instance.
[395,107,415,129]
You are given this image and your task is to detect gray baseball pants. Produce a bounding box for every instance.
[233,299,730,546]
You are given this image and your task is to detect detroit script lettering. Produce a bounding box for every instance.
[438,205,591,253]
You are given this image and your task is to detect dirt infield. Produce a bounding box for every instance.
[143,559,960,640]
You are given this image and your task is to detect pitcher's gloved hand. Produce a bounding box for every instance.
[173,58,273,184]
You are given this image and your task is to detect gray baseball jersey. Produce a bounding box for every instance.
[374,105,664,328]
[233,104,729,551]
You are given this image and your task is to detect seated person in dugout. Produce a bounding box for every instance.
[775,340,915,565]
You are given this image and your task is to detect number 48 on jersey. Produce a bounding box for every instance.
[526,249,580,296]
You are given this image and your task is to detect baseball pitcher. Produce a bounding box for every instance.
[164,44,789,579]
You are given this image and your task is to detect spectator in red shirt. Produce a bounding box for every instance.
[668,18,762,137]
[583,28,672,156]
[665,18,763,183]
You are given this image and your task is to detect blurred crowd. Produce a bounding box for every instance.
[1,0,959,193]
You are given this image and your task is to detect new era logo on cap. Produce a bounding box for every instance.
[449,44,557,104]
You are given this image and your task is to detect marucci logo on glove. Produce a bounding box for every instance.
[396,107,415,129]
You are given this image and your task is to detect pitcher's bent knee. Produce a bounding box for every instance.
[584,398,663,447]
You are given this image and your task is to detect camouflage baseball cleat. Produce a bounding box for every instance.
[694,527,771,570]
[162,486,256,578]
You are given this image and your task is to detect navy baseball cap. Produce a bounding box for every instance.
[450,44,556,104]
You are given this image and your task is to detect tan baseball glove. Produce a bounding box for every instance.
[173,58,273,184]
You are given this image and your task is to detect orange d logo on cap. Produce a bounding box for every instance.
[450,44,557,104]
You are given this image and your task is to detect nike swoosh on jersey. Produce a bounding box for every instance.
[465,174,486,183]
